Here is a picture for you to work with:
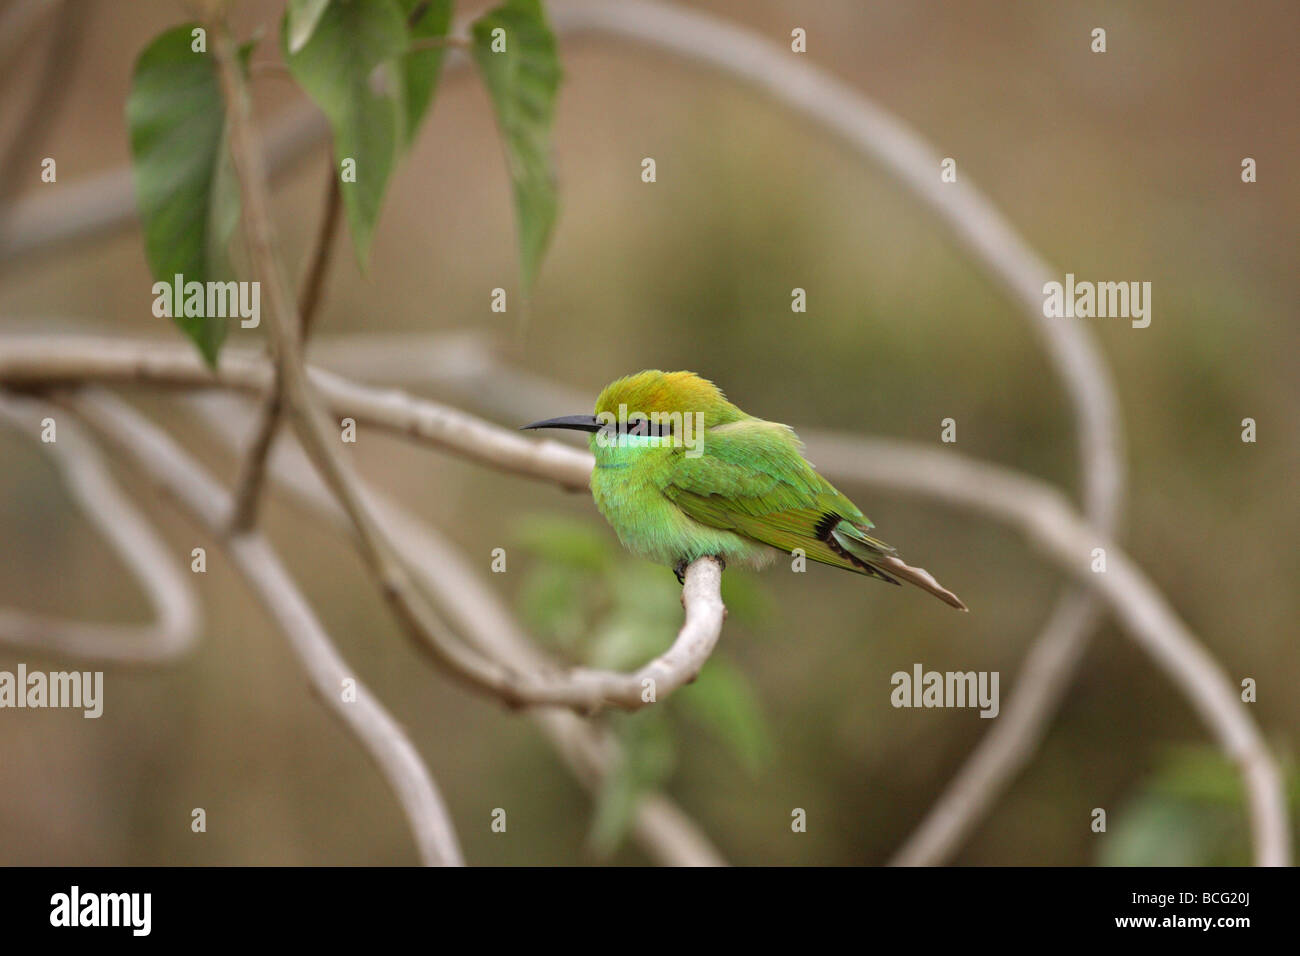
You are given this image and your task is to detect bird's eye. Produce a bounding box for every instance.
[617,418,673,438]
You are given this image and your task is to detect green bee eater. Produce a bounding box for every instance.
[523,370,967,610]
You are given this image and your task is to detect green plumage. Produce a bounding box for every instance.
[532,370,966,610]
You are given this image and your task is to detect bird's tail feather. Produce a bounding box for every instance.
[871,554,968,611]
[831,526,968,611]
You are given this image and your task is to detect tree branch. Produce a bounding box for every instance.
[218,23,729,714]
[0,361,702,717]
[212,26,527,709]
[314,336,1134,864]
[285,341,1293,866]
[0,335,593,486]
[189,390,728,865]
[0,391,201,663]
[59,388,464,867]
[0,337,725,713]
[800,433,1290,867]
[547,0,1127,869]
[0,335,1286,863]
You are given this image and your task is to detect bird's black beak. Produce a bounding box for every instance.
[520,414,604,434]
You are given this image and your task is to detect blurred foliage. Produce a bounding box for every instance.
[514,514,774,856]
[1100,746,1299,867]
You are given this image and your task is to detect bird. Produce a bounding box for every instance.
[522,370,967,610]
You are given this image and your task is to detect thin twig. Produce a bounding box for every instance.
[0,391,201,663]
[297,170,342,340]
[61,388,464,867]
[227,166,341,532]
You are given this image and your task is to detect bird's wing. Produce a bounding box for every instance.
[662,419,896,577]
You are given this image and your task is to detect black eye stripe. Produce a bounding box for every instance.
[600,420,675,437]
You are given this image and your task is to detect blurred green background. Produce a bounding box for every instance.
[0,0,1295,864]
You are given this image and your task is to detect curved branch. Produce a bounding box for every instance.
[189,390,727,865]
[60,389,464,867]
[211,29,727,717]
[0,338,1287,863]
[0,337,1283,865]
[555,0,1123,519]
[0,343,723,714]
[800,433,1289,867]
[316,337,1133,864]
[889,592,1099,865]
[0,392,200,663]
[547,0,1126,870]
[0,335,594,486]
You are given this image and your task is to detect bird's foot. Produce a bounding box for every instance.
[674,555,726,585]
[672,559,688,585]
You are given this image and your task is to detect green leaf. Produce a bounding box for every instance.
[678,658,773,773]
[470,0,561,293]
[284,0,409,264]
[286,0,331,54]
[397,0,453,140]
[127,24,242,366]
